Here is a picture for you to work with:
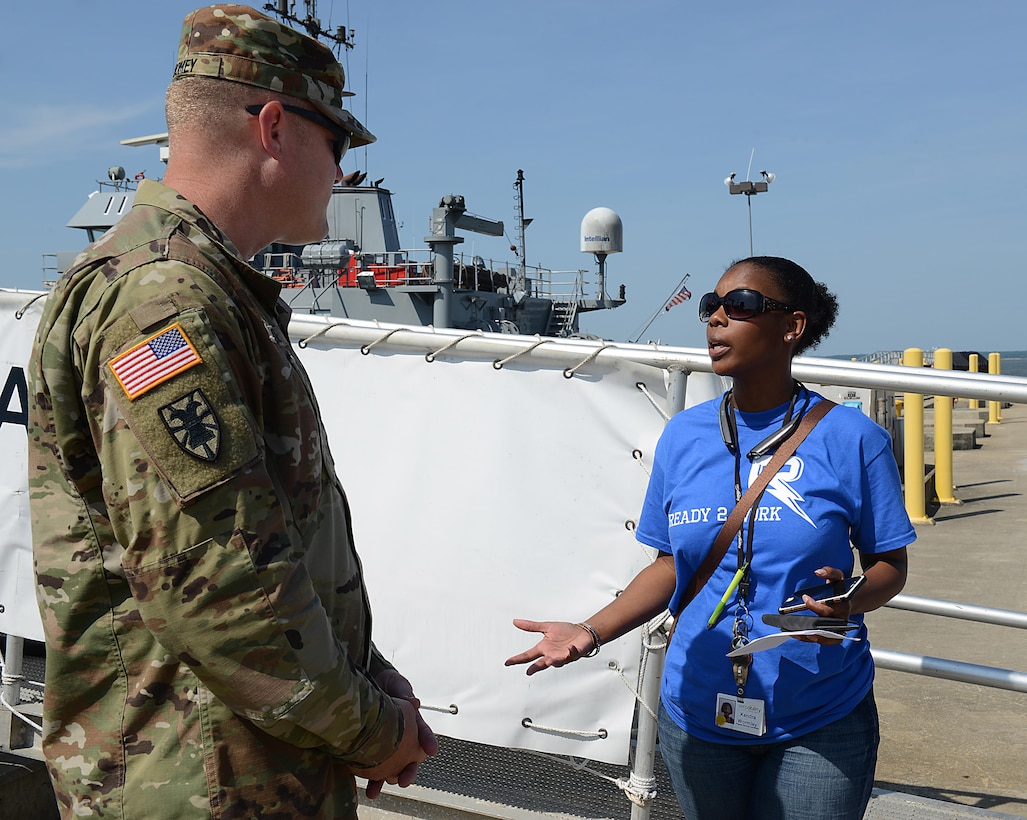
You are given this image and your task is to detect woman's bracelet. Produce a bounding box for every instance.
[575,622,602,657]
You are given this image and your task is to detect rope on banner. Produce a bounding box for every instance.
[425,330,484,363]
[631,448,651,477]
[492,335,548,369]
[14,291,48,320]
[563,343,614,379]
[359,327,405,355]
[420,703,459,715]
[296,322,348,349]
[520,717,607,739]
[608,658,657,723]
[635,381,670,421]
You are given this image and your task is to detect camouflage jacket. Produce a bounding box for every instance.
[28,180,403,819]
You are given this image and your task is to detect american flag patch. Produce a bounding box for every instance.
[109,323,202,400]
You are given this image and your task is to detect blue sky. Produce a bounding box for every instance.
[3,1,1025,357]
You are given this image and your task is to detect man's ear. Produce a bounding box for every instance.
[253,100,286,160]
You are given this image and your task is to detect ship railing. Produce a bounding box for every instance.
[873,595,1027,692]
[258,246,595,299]
[40,254,60,289]
[529,268,588,304]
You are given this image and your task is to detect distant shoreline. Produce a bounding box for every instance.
[830,351,1027,379]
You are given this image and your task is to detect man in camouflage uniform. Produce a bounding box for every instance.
[27,5,435,817]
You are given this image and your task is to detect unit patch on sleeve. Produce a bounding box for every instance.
[109,323,202,399]
[159,389,221,462]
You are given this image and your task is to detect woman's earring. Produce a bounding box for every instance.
[786,334,793,341]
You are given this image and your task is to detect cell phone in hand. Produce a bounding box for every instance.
[762,613,859,633]
[778,575,866,614]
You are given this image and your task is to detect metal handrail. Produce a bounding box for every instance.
[871,648,1027,693]
[869,594,1027,693]
[885,593,1027,629]
[287,318,1027,405]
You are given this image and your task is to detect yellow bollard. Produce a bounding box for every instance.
[932,349,957,504]
[968,354,979,410]
[988,353,1002,424]
[902,348,933,523]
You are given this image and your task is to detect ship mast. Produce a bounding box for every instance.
[265,1,354,54]
[513,170,532,285]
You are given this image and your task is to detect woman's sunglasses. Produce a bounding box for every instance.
[698,288,795,322]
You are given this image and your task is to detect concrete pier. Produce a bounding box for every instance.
[868,400,1027,817]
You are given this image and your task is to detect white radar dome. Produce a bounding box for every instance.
[580,207,623,255]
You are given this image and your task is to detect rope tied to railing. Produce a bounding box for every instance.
[359,326,405,355]
[632,447,651,478]
[15,291,48,320]
[492,335,548,369]
[563,343,614,379]
[635,381,671,421]
[616,771,659,807]
[607,655,660,723]
[0,649,43,734]
[425,330,484,363]
[522,748,658,806]
[296,321,349,349]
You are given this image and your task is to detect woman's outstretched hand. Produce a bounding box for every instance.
[504,619,594,675]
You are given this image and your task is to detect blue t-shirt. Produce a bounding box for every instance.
[636,389,914,744]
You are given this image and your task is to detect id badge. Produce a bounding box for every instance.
[715,693,766,737]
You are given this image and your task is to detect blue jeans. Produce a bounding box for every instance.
[657,690,879,820]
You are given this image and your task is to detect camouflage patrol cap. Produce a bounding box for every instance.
[174,4,375,147]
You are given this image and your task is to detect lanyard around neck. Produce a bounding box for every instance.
[722,382,810,576]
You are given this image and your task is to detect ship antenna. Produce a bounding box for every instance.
[513,170,533,280]
[265,1,354,55]
[266,0,366,173]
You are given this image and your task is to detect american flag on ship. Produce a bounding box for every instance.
[109,324,202,400]
[664,283,692,311]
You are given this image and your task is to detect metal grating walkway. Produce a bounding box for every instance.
[359,736,1024,820]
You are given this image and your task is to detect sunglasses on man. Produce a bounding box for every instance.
[698,288,795,322]
[245,103,351,166]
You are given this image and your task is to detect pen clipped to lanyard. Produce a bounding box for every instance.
[707,561,749,630]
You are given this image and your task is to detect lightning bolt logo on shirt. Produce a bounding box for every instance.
[749,456,816,528]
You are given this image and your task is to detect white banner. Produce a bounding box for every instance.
[295,334,719,763]
[0,290,47,642]
[0,289,724,763]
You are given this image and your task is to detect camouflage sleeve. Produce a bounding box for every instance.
[69,264,402,767]
[368,644,398,680]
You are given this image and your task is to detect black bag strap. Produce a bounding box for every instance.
[670,399,836,627]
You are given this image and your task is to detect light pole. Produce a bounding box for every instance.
[724,170,775,256]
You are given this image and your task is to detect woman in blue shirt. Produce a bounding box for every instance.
[507,256,913,820]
